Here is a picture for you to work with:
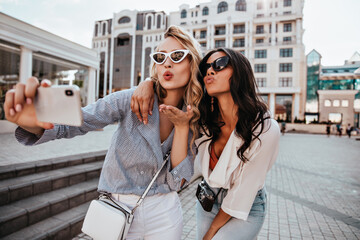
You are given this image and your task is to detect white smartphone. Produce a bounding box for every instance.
[34,85,83,126]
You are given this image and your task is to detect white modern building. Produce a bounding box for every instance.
[93,0,306,122]
[0,13,99,132]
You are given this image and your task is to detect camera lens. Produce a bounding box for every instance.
[65,90,73,96]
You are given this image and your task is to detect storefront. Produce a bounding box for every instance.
[0,13,99,132]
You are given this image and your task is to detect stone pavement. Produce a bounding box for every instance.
[1,126,359,239]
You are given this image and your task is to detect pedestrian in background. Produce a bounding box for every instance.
[4,25,203,240]
[326,121,331,137]
[346,123,353,138]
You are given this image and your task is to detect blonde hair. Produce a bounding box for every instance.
[150,25,203,147]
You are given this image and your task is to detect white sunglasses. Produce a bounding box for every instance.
[149,49,190,64]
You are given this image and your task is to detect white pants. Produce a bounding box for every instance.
[112,191,183,240]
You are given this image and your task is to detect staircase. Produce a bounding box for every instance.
[0,150,106,240]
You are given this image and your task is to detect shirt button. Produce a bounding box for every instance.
[174,170,177,174]
[140,171,144,175]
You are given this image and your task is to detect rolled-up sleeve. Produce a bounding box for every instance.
[221,120,280,220]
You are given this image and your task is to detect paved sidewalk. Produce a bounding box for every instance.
[1,128,359,239]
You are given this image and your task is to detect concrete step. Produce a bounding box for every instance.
[1,202,91,240]
[0,150,106,181]
[0,179,99,237]
[0,161,103,206]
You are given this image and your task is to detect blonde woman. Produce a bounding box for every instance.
[4,25,202,239]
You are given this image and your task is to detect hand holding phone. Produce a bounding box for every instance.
[34,85,83,126]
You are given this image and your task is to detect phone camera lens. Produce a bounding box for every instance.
[65,90,73,96]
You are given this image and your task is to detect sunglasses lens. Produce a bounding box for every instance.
[214,56,229,71]
[152,53,166,63]
[170,51,185,62]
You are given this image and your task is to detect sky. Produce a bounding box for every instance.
[0,0,359,66]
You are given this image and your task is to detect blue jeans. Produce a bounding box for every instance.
[196,186,267,240]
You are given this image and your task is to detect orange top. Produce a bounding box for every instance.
[209,142,219,171]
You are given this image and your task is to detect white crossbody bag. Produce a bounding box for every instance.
[82,152,171,240]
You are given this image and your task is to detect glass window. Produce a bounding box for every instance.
[32,52,88,105]
[255,50,267,58]
[256,78,266,87]
[275,95,292,122]
[283,36,292,42]
[102,23,106,35]
[279,63,292,72]
[256,25,264,34]
[279,77,292,87]
[215,26,226,35]
[118,17,131,24]
[333,100,340,107]
[329,113,342,123]
[181,10,187,18]
[202,7,209,15]
[254,64,266,73]
[147,16,152,29]
[157,15,161,29]
[260,94,268,104]
[218,1,228,13]
[95,24,98,37]
[233,38,245,47]
[240,50,245,55]
[342,100,349,107]
[257,2,263,9]
[215,40,225,48]
[200,42,207,48]
[324,100,331,107]
[256,38,264,43]
[236,0,246,11]
[200,30,207,39]
[283,23,292,32]
[280,48,293,57]
[0,42,20,120]
[284,0,292,7]
[233,24,245,34]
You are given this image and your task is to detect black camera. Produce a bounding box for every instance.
[65,89,73,96]
[196,180,216,212]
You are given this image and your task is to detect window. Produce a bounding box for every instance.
[200,30,207,39]
[342,100,349,107]
[191,12,194,17]
[233,38,245,47]
[279,63,292,72]
[202,7,209,15]
[218,1,228,13]
[283,23,292,32]
[283,11,291,15]
[181,10,187,18]
[102,23,106,35]
[233,24,245,34]
[215,40,225,48]
[202,20,207,23]
[95,24,98,37]
[215,26,226,35]
[236,0,246,11]
[324,100,331,107]
[200,42,207,48]
[147,16,152,29]
[280,48,293,57]
[180,22,186,25]
[256,38,264,43]
[284,0,292,7]
[117,37,130,46]
[333,100,340,107]
[240,50,245,55]
[279,77,292,87]
[257,2,263,9]
[255,50,267,58]
[254,64,267,73]
[256,78,266,87]
[157,15,161,29]
[118,16,131,24]
[283,36,292,42]
[256,25,264,34]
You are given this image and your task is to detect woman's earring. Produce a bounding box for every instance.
[211,97,214,112]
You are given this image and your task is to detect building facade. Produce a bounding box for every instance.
[0,13,99,133]
[93,0,306,122]
[306,50,360,127]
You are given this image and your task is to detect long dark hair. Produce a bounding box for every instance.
[198,48,269,163]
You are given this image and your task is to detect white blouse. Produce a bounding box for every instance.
[194,118,280,220]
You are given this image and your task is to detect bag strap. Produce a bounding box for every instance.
[131,151,171,214]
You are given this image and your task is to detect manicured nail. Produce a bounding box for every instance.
[15,104,22,112]
[10,108,15,116]
[26,98,32,104]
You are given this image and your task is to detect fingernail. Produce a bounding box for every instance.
[150,111,152,115]
[144,120,148,124]
[15,104,22,112]
[26,98,32,104]
[10,108,15,116]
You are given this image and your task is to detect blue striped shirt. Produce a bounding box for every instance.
[15,88,195,196]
